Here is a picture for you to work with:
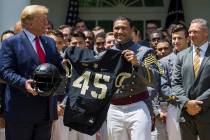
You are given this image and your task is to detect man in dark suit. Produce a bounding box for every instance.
[0,29,15,140]
[172,18,210,140]
[0,5,62,140]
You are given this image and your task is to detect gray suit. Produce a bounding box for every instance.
[172,45,210,140]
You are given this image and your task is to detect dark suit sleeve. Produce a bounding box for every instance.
[194,74,210,108]
[0,84,5,116]
[45,37,64,73]
[171,53,190,109]
[196,89,210,108]
[0,40,27,89]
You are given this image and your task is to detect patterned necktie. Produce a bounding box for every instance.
[35,36,46,63]
[193,47,201,78]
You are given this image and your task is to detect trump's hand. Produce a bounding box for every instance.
[25,79,38,96]
[57,105,64,116]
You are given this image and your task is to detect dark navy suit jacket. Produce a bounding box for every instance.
[0,31,62,123]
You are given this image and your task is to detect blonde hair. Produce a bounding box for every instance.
[21,5,48,27]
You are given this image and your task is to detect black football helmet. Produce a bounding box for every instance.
[32,63,62,96]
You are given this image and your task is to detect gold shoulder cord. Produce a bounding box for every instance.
[144,54,164,75]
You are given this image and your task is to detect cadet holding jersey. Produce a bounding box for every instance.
[63,46,133,135]
[107,16,160,140]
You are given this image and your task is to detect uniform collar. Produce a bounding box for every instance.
[115,39,134,50]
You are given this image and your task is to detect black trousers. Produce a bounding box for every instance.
[5,120,52,140]
[180,120,210,140]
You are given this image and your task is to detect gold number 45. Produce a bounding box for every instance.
[72,71,111,99]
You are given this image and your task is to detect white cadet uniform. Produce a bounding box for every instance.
[107,41,160,140]
[107,101,151,140]
[159,52,181,140]
[166,105,181,140]
[0,128,5,140]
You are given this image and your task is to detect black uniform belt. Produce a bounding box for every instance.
[111,91,149,105]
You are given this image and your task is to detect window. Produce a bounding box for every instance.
[79,0,168,38]
[86,20,144,37]
[79,0,164,7]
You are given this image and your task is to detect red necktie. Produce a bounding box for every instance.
[35,36,46,63]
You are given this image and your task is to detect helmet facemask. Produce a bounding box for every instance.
[32,63,61,96]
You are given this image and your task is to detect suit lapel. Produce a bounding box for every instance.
[197,45,210,79]
[20,32,40,65]
[187,47,195,81]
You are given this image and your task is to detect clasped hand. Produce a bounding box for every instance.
[185,100,203,116]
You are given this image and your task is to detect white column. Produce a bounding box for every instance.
[0,0,30,35]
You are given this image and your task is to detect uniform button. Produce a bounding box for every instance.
[120,91,123,93]
[131,82,134,85]
[133,75,136,78]
[129,95,132,98]
[130,89,133,92]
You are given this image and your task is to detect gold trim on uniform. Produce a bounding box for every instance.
[145,66,152,83]
[115,72,132,88]
[144,54,164,75]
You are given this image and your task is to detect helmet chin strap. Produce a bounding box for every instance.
[37,88,52,96]
[37,88,44,94]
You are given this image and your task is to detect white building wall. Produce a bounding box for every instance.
[183,0,210,25]
[0,0,30,35]
[31,0,69,29]
[183,0,210,39]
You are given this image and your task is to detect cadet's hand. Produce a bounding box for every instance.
[159,111,167,123]
[96,130,101,140]
[185,100,203,116]
[0,117,5,128]
[25,79,38,96]
[122,50,139,66]
[57,105,64,116]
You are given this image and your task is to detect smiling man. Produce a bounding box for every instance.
[0,5,63,140]
[171,18,210,140]
[159,23,189,140]
[107,16,160,140]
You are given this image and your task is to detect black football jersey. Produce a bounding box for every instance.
[63,46,132,135]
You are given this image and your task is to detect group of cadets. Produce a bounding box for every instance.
[0,4,209,140]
